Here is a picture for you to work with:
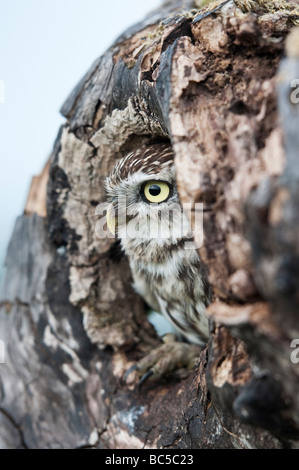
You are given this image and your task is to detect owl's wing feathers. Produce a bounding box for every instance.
[156,296,209,347]
[133,262,209,346]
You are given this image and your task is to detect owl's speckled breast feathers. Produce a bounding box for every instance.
[106,142,211,346]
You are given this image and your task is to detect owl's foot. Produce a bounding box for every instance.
[124,334,202,388]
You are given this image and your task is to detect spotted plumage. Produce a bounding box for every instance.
[106,142,211,346]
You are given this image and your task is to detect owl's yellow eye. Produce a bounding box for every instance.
[143,181,170,203]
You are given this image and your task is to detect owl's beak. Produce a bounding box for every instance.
[106,206,136,237]
[106,207,117,236]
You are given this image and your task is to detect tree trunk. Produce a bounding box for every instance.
[1,0,299,449]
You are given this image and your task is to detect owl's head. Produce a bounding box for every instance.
[106,143,192,244]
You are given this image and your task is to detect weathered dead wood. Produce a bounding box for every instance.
[1,0,299,449]
[25,158,50,218]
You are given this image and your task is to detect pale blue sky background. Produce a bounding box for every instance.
[0,0,161,285]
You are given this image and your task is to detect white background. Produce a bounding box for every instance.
[0,0,161,285]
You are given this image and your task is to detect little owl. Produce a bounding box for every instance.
[106,142,211,382]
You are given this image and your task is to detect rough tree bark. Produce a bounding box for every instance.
[1,0,299,449]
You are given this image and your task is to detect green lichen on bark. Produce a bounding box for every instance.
[193,0,299,24]
[234,0,299,23]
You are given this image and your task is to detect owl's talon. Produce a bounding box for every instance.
[124,340,203,388]
[123,364,139,383]
[138,369,154,389]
